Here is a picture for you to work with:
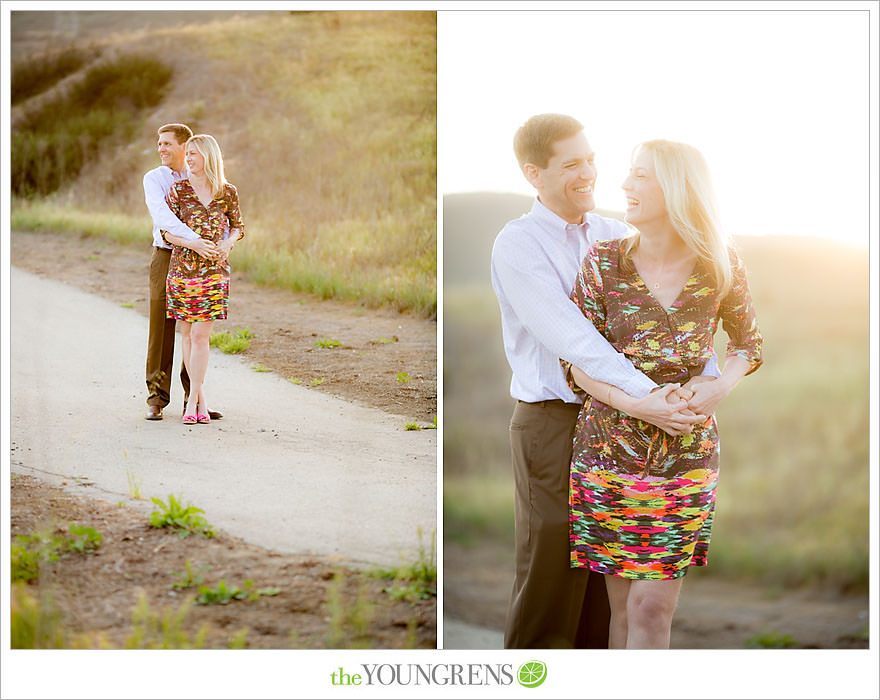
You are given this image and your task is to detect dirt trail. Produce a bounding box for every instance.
[10,264,435,568]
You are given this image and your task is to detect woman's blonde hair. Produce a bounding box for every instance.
[622,139,732,298]
[186,134,226,199]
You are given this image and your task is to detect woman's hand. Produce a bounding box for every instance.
[625,384,707,437]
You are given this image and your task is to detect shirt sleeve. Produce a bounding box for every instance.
[719,248,763,375]
[143,171,200,241]
[492,236,657,398]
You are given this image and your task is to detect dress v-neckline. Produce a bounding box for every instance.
[631,262,699,314]
[186,179,214,208]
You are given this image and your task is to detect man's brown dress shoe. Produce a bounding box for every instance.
[145,405,163,421]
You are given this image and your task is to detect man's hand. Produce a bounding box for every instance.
[625,384,707,437]
[186,237,219,261]
[680,376,730,417]
[215,237,236,265]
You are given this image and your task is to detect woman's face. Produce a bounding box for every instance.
[621,149,668,229]
[185,144,206,176]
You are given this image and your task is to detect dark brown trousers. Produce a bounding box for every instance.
[503,399,611,649]
[146,246,189,407]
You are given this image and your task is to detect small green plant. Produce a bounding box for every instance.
[170,560,207,590]
[12,523,103,582]
[404,422,422,431]
[325,570,374,649]
[251,364,272,373]
[11,584,68,648]
[126,469,143,499]
[196,579,280,605]
[314,337,342,349]
[428,416,437,429]
[65,524,103,554]
[310,377,326,387]
[746,631,799,649]
[371,336,398,344]
[120,302,135,308]
[228,628,250,649]
[125,591,208,649]
[370,528,437,602]
[396,372,412,383]
[11,544,40,583]
[209,327,255,354]
[288,377,303,385]
[149,495,216,538]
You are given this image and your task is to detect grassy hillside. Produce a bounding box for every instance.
[11,11,436,316]
[444,192,869,590]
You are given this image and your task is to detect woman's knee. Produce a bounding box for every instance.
[191,322,213,344]
[627,589,678,630]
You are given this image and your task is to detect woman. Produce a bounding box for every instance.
[563,140,762,648]
[161,134,244,425]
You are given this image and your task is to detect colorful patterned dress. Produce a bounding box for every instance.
[163,180,245,322]
[566,239,762,580]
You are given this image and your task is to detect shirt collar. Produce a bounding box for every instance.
[531,197,590,242]
[163,165,189,180]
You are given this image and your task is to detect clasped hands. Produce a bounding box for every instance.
[644,375,729,437]
[189,236,234,264]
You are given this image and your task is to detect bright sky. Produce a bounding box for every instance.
[438,7,872,244]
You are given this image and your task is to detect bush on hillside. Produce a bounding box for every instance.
[11,45,99,105]
[12,54,172,197]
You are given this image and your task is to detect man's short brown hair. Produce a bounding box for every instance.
[513,114,584,170]
[158,123,193,145]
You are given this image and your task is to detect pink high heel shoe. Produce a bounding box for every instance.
[196,413,211,424]
[182,414,198,425]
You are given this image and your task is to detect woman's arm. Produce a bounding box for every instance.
[569,365,706,437]
[686,249,763,415]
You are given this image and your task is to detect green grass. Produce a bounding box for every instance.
[125,591,208,649]
[746,631,799,649]
[12,523,104,582]
[209,327,255,354]
[251,364,272,373]
[314,337,342,349]
[369,528,437,602]
[10,12,436,316]
[396,372,412,383]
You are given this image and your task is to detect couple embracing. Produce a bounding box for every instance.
[491,114,763,649]
[143,123,245,425]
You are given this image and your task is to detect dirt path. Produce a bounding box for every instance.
[10,264,435,567]
[11,230,436,423]
[8,234,437,648]
[443,542,869,649]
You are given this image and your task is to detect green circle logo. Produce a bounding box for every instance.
[517,660,547,688]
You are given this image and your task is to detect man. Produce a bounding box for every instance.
[490,114,712,648]
[143,123,222,421]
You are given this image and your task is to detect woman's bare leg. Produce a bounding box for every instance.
[187,320,213,415]
[179,321,195,415]
[603,575,631,649]
[625,578,684,649]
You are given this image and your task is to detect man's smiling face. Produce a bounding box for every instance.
[529,131,597,224]
[157,131,186,171]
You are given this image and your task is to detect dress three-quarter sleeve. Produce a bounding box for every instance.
[226,185,245,239]
[718,249,763,375]
[561,243,608,393]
